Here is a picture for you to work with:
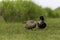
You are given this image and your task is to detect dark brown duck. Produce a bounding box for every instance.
[37,16,46,29]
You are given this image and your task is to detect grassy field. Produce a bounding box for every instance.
[0,18,60,40]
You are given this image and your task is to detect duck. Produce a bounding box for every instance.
[37,16,46,29]
[25,20,36,29]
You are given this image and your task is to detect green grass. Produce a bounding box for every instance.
[0,18,60,40]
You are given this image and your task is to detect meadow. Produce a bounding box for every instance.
[0,1,60,40]
[0,18,60,40]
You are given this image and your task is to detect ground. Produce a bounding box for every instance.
[0,18,60,40]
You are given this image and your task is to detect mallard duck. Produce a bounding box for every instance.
[37,16,46,29]
[25,20,36,29]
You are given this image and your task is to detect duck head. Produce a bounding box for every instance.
[40,16,44,21]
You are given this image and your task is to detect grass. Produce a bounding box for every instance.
[0,18,60,40]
